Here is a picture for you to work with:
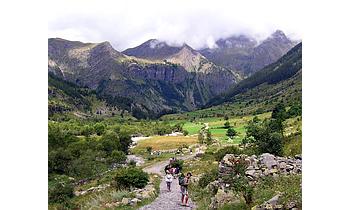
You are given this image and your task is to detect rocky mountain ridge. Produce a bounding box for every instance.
[48,38,239,118]
[200,30,297,76]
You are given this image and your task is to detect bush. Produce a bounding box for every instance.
[198,168,219,188]
[128,159,137,166]
[288,102,302,117]
[146,146,152,154]
[100,131,122,155]
[94,123,105,135]
[226,127,237,138]
[223,121,230,129]
[171,159,184,171]
[118,131,132,153]
[183,130,189,136]
[245,119,284,156]
[114,167,149,189]
[214,146,241,161]
[108,150,126,165]
[48,175,74,204]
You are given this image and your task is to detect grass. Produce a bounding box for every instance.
[131,135,198,154]
[252,175,302,208]
[183,122,203,135]
[283,132,302,156]
[179,112,273,145]
[183,158,219,176]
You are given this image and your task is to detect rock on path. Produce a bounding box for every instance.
[139,155,196,210]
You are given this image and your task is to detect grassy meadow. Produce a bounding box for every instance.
[131,135,198,154]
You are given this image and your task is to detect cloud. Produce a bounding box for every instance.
[48,0,303,51]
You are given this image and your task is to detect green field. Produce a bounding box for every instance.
[171,112,274,144]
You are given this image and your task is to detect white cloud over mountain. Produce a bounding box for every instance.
[48,0,303,51]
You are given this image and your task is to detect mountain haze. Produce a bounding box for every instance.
[200,30,297,76]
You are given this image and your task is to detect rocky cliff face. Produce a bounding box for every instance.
[48,38,239,118]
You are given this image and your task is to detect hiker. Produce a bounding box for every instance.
[165,171,173,192]
[174,167,180,178]
[164,164,172,174]
[179,172,192,207]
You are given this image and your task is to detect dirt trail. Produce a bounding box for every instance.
[139,155,196,210]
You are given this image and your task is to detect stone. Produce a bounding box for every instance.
[207,180,219,194]
[136,193,143,200]
[246,169,256,177]
[286,201,297,209]
[294,154,302,160]
[141,191,152,199]
[275,204,283,209]
[130,198,140,205]
[279,161,287,169]
[269,168,278,174]
[286,164,294,172]
[267,194,280,205]
[105,203,113,208]
[213,188,240,208]
[260,153,278,169]
[121,197,130,205]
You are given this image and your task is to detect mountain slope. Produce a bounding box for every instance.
[199,30,296,76]
[206,42,302,109]
[48,38,240,118]
[48,73,131,119]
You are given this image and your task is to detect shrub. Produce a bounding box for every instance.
[94,123,105,135]
[287,102,302,118]
[226,127,237,138]
[171,159,184,170]
[245,119,284,156]
[214,146,241,161]
[128,159,137,166]
[118,131,132,153]
[223,121,230,129]
[254,108,264,115]
[108,150,126,165]
[271,103,288,121]
[114,167,149,189]
[183,130,189,136]
[146,146,152,154]
[48,175,74,204]
[100,131,121,155]
[198,168,219,188]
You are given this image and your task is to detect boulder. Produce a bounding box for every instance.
[121,197,130,205]
[260,153,278,169]
[207,180,220,195]
[267,194,280,205]
[286,201,297,209]
[245,169,256,177]
[294,154,302,160]
[210,188,240,209]
[130,198,140,206]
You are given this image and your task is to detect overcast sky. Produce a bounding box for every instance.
[48,0,303,51]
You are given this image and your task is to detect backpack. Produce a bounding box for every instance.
[179,176,185,186]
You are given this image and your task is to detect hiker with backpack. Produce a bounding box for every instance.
[165,171,173,192]
[179,172,192,207]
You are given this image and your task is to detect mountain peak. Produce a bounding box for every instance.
[123,39,183,60]
[215,34,257,49]
[145,39,168,49]
[270,30,289,41]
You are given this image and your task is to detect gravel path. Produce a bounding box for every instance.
[139,155,196,210]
